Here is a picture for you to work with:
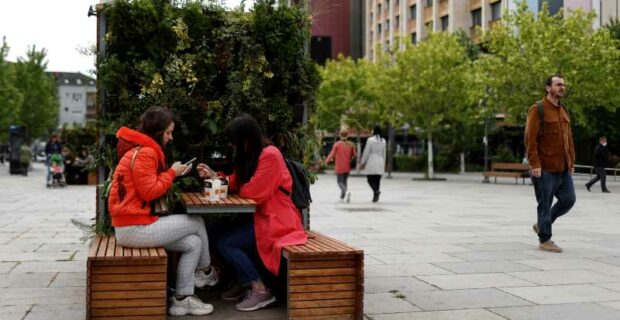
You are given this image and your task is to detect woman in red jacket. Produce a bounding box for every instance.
[325,130,356,203]
[197,114,307,312]
[108,107,218,316]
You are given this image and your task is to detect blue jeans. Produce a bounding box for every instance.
[216,222,261,286]
[532,170,576,243]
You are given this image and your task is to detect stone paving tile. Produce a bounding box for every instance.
[0,272,55,288]
[598,301,620,311]
[0,287,85,305]
[508,270,620,286]
[502,284,620,304]
[449,250,542,262]
[365,263,454,277]
[418,273,535,290]
[387,243,470,253]
[364,293,421,314]
[372,253,463,264]
[0,250,75,262]
[433,261,540,274]
[594,256,620,267]
[490,302,620,320]
[49,272,86,287]
[595,282,620,292]
[459,242,535,252]
[402,288,532,311]
[25,304,85,320]
[10,261,85,273]
[366,276,438,293]
[369,309,506,320]
[0,262,17,273]
[0,305,32,320]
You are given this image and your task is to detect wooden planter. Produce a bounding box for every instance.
[87,235,167,320]
[282,231,364,320]
[87,172,98,185]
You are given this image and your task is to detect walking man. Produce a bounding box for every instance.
[585,136,610,193]
[524,74,576,253]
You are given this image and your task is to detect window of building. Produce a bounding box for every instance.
[370,12,373,22]
[426,0,433,7]
[491,1,502,21]
[426,22,433,31]
[471,8,482,27]
[540,0,563,16]
[395,15,400,28]
[378,23,382,34]
[411,32,417,44]
[395,0,399,7]
[72,93,83,102]
[378,4,381,13]
[76,79,82,85]
[386,0,390,10]
[386,19,390,30]
[441,16,449,31]
[410,5,417,20]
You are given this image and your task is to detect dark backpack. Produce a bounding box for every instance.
[279,158,312,211]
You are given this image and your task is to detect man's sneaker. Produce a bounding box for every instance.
[169,295,214,316]
[345,191,351,203]
[235,290,276,311]
[603,189,611,193]
[195,266,219,288]
[532,223,539,235]
[585,183,591,192]
[221,282,247,301]
[539,240,562,253]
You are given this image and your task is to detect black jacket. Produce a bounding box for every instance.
[593,144,609,168]
[45,141,62,156]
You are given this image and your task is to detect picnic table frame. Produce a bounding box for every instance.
[180,193,256,214]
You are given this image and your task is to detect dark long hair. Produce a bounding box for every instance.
[224,113,271,184]
[137,106,175,148]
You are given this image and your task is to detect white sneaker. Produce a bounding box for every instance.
[169,295,214,316]
[345,191,351,203]
[195,266,219,288]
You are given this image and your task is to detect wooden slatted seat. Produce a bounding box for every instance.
[282,230,364,320]
[483,162,530,184]
[87,235,167,320]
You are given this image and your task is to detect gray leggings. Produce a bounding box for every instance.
[115,214,211,296]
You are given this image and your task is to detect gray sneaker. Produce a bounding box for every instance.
[221,283,247,301]
[235,290,276,311]
[195,266,219,288]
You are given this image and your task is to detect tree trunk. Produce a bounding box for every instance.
[356,130,361,173]
[387,123,395,178]
[460,152,465,174]
[427,129,434,179]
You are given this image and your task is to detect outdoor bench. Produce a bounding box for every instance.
[282,230,364,320]
[483,162,530,184]
[87,235,167,320]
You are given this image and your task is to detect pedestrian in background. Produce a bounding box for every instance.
[19,142,32,176]
[360,125,386,203]
[524,74,576,253]
[325,130,357,203]
[586,136,611,193]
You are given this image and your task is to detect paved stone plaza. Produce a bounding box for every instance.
[1,162,620,319]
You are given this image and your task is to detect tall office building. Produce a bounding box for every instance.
[365,0,608,59]
[309,0,365,63]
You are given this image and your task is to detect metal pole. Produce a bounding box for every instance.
[482,115,489,183]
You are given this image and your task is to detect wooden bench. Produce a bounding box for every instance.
[282,230,364,320]
[87,235,167,320]
[483,162,530,184]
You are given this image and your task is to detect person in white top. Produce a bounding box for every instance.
[360,125,386,202]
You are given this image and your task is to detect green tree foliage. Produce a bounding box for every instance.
[388,33,472,178]
[479,1,620,124]
[0,38,23,142]
[98,0,319,165]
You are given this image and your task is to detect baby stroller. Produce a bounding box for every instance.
[47,153,67,188]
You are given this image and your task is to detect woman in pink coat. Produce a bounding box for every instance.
[325,130,356,202]
[197,114,307,312]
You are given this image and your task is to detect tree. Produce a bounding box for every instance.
[12,46,59,139]
[479,1,620,125]
[0,37,23,142]
[389,32,472,179]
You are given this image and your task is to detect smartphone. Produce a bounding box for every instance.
[183,157,197,166]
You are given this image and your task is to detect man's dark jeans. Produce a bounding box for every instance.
[532,170,576,243]
[586,166,607,191]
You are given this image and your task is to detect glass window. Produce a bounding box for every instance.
[378,23,382,34]
[395,15,400,28]
[378,4,381,13]
[410,5,416,20]
[386,19,390,30]
[426,0,433,7]
[386,0,390,10]
[441,16,449,31]
[471,8,482,27]
[411,32,417,44]
[491,1,502,21]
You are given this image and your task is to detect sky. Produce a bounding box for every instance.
[0,0,254,77]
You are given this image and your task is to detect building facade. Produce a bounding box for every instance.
[365,0,609,59]
[309,0,365,63]
[48,72,96,128]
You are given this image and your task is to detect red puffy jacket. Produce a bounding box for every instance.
[108,127,176,227]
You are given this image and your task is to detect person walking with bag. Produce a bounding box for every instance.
[325,130,357,203]
[108,106,219,316]
[360,125,386,202]
[524,74,576,253]
[585,136,611,193]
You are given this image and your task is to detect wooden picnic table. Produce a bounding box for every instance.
[180,192,256,214]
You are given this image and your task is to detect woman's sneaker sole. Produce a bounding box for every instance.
[235,296,276,312]
[169,306,214,316]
